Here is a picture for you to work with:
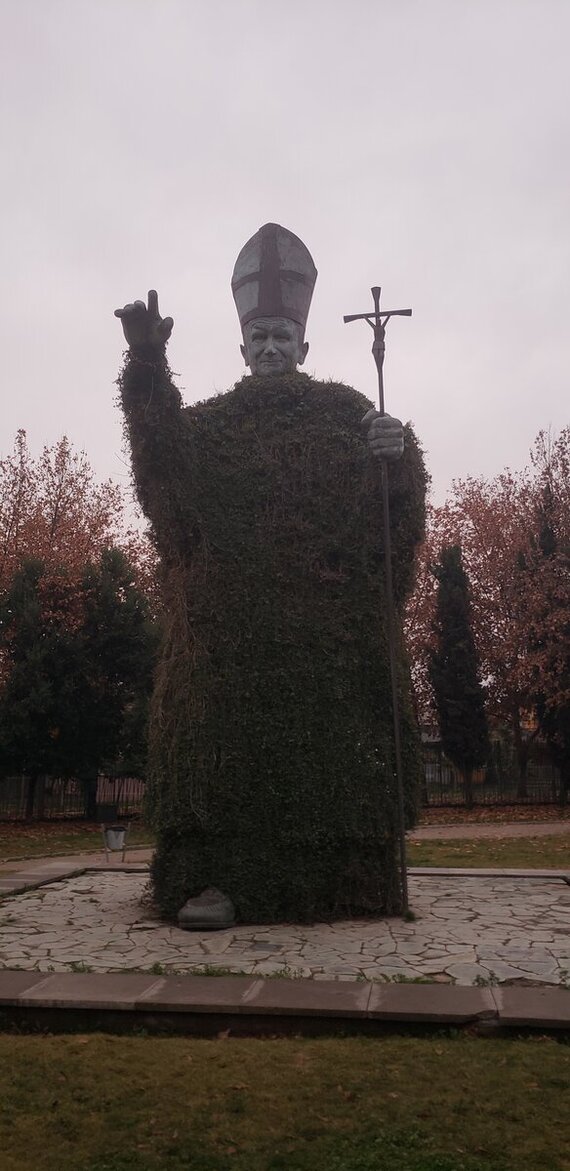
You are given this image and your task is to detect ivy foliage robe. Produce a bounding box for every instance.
[120,349,427,921]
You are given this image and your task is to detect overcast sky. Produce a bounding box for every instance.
[2,0,568,509]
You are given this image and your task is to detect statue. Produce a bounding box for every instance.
[116,224,427,925]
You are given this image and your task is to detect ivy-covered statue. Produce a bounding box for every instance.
[115,224,427,927]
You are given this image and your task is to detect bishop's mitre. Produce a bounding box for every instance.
[231,223,317,333]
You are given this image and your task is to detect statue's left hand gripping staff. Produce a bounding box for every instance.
[115,290,194,559]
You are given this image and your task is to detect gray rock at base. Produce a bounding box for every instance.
[177,887,236,932]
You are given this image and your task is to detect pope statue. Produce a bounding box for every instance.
[116,224,427,926]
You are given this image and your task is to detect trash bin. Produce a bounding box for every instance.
[101,822,129,862]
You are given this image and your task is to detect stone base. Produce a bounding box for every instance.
[177,887,236,931]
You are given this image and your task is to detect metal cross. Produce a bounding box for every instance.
[343,286,411,415]
[344,286,412,912]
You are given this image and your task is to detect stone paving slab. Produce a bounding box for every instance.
[368,983,496,1023]
[19,971,164,1009]
[1,871,568,988]
[0,970,568,1032]
[0,969,57,1003]
[492,985,570,1028]
[245,976,371,1017]
[139,974,261,1013]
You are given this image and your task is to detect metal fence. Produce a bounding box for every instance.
[0,755,564,821]
[423,747,562,807]
[0,776,146,821]
[96,776,146,816]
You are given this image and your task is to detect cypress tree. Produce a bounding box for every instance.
[429,544,490,807]
[531,488,570,805]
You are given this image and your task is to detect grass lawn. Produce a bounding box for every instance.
[407,834,570,870]
[1,824,568,870]
[0,821,154,861]
[0,1033,568,1171]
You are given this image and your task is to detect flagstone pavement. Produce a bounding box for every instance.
[1,870,568,986]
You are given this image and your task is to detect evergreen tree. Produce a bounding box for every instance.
[531,485,570,804]
[0,550,157,817]
[429,544,490,807]
[0,560,83,817]
[77,547,158,777]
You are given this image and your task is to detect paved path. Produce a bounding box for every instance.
[1,844,569,1031]
[0,849,153,887]
[1,868,568,987]
[410,820,569,840]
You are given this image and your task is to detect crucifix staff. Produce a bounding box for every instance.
[343,286,412,913]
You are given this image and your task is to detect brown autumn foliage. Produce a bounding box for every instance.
[405,427,570,787]
[0,432,158,693]
[0,430,157,609]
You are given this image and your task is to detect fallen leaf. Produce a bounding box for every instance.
[337,1084,355,1100]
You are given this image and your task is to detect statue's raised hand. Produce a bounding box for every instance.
[114,290,173,350]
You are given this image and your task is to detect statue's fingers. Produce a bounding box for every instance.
[133,300,147,314]
[370,417,398,433]
[361,408,381,426]
[147,289,159,318]
[382,431,403,443]
[372,434,403,447]
[158,316,174,341]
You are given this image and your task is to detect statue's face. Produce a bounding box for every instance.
[241,317,309,376]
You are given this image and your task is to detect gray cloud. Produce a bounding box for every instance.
[1,0,568,505]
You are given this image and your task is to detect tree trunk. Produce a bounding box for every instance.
[463,768,474,810]
[419,757,429,806]
[551,764,559,805]
[559,763,569,808]
[25,774,38,821]
[36,774,47,820]
[516,754,529,800]
[512,703,529,799]
[82,774,98,821]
